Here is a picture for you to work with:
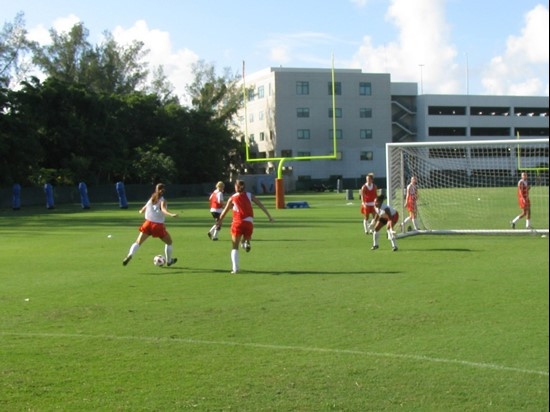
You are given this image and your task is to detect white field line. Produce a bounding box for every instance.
[2,332,547,377]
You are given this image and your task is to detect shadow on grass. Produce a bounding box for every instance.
[405,248,474,252]
[148,266,403,276]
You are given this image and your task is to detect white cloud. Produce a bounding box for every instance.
[112,20,199,101]
[481,4,549,95]
[350,0,369,7]
[351,0,460,94]
[27,15,81,45]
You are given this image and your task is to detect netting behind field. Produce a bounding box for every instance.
[386,139,549,232]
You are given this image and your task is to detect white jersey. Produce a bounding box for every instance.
[375,203,397,218]
[144,197,165,223]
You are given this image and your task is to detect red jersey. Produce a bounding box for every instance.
[406,183,417,212]
[231,191,254,222]
[360,183,377,205]
[518,179,530,208]
[209,189,224,212]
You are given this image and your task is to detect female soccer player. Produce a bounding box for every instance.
[217,180,274,274]
[401,176,419,231]
[207,181,225,240]
[122,183,178,266]
[371,194,399,251]
[359,173,378,234]
[510,172,531,229]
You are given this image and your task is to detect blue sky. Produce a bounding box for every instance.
[2,0,549,101]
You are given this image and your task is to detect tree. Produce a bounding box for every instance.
[33,23,149,95]
[186,60,242,123]
[0,12,35,88]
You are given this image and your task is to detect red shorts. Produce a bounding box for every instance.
[519,198,530,209]
[231,220,253,239]
[406,200,416,213]
[361,205,375,215]
[139,220,168,238]
[380,212,399,226]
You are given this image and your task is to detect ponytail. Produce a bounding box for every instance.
[151,183,165,204]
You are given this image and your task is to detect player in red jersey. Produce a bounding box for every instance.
[207,181,225,240]
[359,173,378,234]
[400,176,419,231]
[218,180,274,274]
[510,172,531,229]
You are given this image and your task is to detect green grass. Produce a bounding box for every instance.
[1,192,548,411]
[391,185,549,230]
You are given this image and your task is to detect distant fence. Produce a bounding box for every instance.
[0,183,217,210]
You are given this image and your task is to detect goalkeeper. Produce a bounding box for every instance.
[370,195,399,252]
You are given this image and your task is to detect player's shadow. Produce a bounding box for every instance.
[407,248,473,252]
[206,268,401,276]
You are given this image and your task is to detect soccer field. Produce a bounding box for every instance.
[1,192,548,410]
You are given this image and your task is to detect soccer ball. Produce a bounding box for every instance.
[153,255,166,266]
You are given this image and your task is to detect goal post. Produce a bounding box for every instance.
[386,138,549,235]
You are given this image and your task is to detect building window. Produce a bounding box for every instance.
[296,81,309,95]
[329,129,343,139]
[259,132,265,141]
[247,89,255,102]
[248,113,254,123]
[429,106,466,115]
[259,110,264,121]
[297,108,310,118]
[249,134,255,143]
[328,108,342,118]
[297,129,311,139]
[257,85,264,98]
[359,82,372,96]
[360,151,374,161]
[328,81,342,95]
[281,149,293,157]
[359,108,372,118]
[360,129,373,139]
[429,127,467,136]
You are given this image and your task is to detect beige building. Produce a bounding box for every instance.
[238,67,549,189]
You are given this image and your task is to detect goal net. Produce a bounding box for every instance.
[386,138,549,235]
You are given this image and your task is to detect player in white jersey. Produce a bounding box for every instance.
[122,183,179,266]
[371,194,399,251]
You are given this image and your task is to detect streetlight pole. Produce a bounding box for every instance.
[419,64,425,94]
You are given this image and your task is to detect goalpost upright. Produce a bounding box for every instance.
[386,138,549,236]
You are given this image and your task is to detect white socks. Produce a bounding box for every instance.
[372,231,379,247]
[231,249,239,272]
[128,242,140,256]
[165,244,173,262]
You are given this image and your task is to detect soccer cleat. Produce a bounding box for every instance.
[230,269,238,274]
[207,232,212,239]
[212,237,218,241]
[122,255,132,266]
[244,241,251,252]
[510,221,515,229]
[392,246,398,252]
[167,258,178,267]
[371,245,379,250]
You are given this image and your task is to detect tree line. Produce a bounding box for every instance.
[0,13,245,188]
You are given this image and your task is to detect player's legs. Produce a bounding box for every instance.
[231,233,242,273]
[123,232,149,265]
[161,232,177,266]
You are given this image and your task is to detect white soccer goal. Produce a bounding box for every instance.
[386,139,549,236]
